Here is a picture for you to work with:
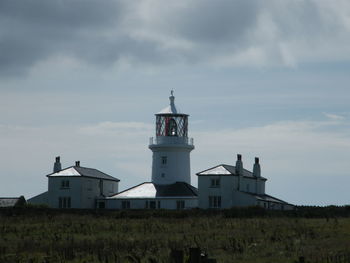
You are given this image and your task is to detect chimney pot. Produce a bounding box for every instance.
[75,161,80,167]
[253,157,261,178]
[235,154,243,176]
[53,156,62,173]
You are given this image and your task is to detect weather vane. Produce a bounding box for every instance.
[171,90,174,96]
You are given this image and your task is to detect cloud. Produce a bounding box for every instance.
[194,119,350,170]
[323,113,345,121]
[79,121,153,136]
[1,0,350,77]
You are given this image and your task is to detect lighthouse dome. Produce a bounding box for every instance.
[157,90,186,115]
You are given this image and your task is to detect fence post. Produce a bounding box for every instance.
[170,249,184,263]
[188,248,201,263]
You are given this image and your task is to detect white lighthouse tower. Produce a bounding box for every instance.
[149,91,195,185]
[106,91,198,210]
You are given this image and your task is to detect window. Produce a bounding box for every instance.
[60,180,70,189]
[168,118,178,136]
[210,178,220,188]
[122,200,130,209]
[246,184,250,192]
[58,197,71,208]
[161,173,165,178]
[161,156,167,165]
[176,200,185,210]
[157,201,161,209]
[209,196,221,208]
[98,202,105,209]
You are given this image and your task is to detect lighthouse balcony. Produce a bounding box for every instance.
[149,136,194,146]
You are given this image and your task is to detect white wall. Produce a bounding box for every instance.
[232,191,256,207]
[198,175,266,209]
[257,178,266,195]
[48,176,119,209]
[80,177,99,209]
[198,175,291,210]
[103,180,119,196]
[150,137,194,185]
[257,200,294,210]
[240,177,257,194]
[48,177,82,208]
[105,198,198,210]
[198,175,237,208]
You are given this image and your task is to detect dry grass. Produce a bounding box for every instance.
[0,208,349,263]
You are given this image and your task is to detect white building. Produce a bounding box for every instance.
[197,154,294,210]
[103,182,198,209]
[104,91,198,209]
[28,92,294,210]
[28,157,120,209]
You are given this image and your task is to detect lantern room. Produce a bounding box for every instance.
[155,91,188,138]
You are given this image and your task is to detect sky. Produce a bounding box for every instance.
[0,0,349,206]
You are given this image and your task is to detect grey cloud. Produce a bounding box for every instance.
[0,0,125,75]
[169,0,261,43]
[0,1,120,28]
[1,0,350,77]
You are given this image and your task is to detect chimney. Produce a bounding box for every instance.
[235,154,243,175]
[253,157,261,177]
[75,161,80,167]
[53,156,62,173]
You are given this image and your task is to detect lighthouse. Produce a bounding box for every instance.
[106,91,198,210]
[149,91,194,185]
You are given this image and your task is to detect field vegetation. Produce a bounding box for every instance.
[0,206,350,263]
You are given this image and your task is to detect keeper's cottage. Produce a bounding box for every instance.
[197,155,293,210]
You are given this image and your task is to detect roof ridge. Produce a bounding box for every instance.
[46,165,77,177]
[196,164,228,175]
[264,194,288,204]
[109,182,153,197]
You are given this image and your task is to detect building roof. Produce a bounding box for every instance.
[107,182,198,199]
[244,192,291,205]
[47,166,120,182]
[196,164,267,180]
[157,92,186,115]
[0,196,26,208]
[254,194,290,204]
[237,190,291,205]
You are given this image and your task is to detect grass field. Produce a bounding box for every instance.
[0,207,350,263]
